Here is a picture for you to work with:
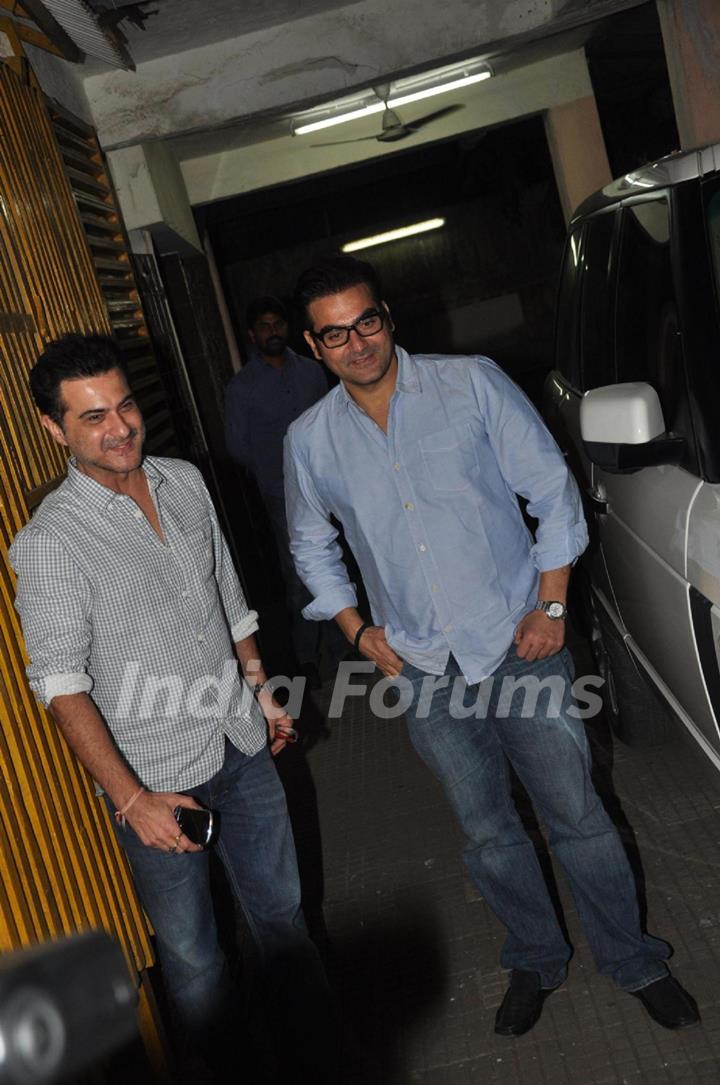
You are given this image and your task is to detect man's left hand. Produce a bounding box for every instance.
[256,686,297,755]
[514,610,565,661]
[267,710,297,755]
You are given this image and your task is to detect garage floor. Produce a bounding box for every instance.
[294,642,720,1084]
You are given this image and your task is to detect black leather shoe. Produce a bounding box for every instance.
[630,975,700,1029]
[494,970,551,1037]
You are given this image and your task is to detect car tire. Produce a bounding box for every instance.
[591,606,674,747]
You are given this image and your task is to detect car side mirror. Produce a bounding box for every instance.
[580,382,686,473]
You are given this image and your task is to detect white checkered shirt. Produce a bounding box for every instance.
[10,456,267,791]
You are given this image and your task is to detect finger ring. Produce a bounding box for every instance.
[174,832,182,844]
[169,844,178,854]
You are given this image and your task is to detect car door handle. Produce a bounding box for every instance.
[586,486,608,515]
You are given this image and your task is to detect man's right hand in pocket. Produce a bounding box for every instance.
[125,791,204,853]
[357,626,404,678]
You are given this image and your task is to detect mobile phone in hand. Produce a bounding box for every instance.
[173,805,215,847]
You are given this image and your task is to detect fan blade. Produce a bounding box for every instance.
[311,103,464,148]
[311,135,384,147]
[403,104,464,132]
[376,126,415,143]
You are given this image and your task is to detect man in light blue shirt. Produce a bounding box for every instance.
[284,255,698,1037]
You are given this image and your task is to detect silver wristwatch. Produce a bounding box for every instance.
[535,600,568,621]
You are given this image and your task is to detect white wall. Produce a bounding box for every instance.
[107,143,202,251]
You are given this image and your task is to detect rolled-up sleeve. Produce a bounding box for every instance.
[284,429,357,621]
[10,528,94,706]
[472,362,588,571]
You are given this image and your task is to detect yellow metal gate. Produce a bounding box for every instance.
[0,60,162,1066]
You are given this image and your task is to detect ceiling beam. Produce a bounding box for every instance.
[16,0,84,61]
[16,21,62,55]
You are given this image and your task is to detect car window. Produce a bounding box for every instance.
[579,211,616,391]
[615,198,686,430]
[555,227,583,388]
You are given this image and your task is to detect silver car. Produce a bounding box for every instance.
[544,145,720,771]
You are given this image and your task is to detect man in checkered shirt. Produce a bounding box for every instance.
[10,334,332,1081]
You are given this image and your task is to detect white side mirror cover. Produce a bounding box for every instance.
[580,382,665,445]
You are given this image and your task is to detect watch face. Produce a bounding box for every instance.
[547,602,565,619]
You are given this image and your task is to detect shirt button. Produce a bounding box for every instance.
[197,633,205,643]
[133,508,143,519]
[432,584,439,592]
[419,544,427,552]
[181,590,189,599]
[444,624,453,633]
[404,502,414,511]
[394,462,401,471]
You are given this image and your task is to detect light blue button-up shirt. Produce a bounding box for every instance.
[284,347,588,684]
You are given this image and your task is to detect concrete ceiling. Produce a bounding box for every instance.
[96,0,366,65]
[86,0,660,216]
[85,0,651,153]
[165,30,589,164]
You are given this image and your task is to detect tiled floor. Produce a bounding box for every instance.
[297,650,720,1084]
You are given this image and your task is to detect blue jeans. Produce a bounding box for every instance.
[109,743,331,1048]
[402,647,670,991]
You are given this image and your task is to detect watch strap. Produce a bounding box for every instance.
[534,600,568,620]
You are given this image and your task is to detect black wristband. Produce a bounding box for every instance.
[353,622,371,651]
[250,680,273,696]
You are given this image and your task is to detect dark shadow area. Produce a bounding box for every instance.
[274,733,331,951]
[199,114,567,408]
[104,1033,166,1084]
[586,2,679,178]
[568,624,656,933]
[328,897,447,1085]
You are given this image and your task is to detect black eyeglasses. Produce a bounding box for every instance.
[311,309,385,349]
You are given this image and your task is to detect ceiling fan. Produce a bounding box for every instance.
[312,91,463,148]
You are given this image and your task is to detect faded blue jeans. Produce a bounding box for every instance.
[109,742,332,1068]
[401,646,670,991]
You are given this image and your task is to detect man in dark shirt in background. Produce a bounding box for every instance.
[225,296,328,685]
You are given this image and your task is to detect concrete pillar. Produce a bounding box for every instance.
[107,143,202,253]
[203,231,242,374]
[544,95,612,224]
[657,0,720,149]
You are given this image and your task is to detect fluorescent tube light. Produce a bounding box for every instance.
[293,64,492,136]
[342,218,445,253]
[388,70,491,109]
[294,102,385,136]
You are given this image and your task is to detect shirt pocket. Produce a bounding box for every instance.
[419,422,479,492]
[179,516,215,581]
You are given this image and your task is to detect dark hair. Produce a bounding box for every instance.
[245,295,288,328]
[29,334,127,423]
[294,254,383,328]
